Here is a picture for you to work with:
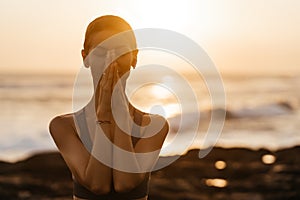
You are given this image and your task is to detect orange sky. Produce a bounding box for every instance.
[0,0,299,75]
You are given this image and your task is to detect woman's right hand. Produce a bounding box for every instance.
[95,63,117,123]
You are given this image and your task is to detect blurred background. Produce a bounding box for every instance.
[0,0,299,199]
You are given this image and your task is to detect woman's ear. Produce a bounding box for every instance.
[81,49,89,68]
[132,58,137,68]
[81,49,87,60]
[132,49,138,68]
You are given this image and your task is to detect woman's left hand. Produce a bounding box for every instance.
[110,62,135,133]
[96,61,133,127]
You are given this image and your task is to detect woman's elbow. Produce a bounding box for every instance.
[79,173,112,195]
[77,177,111,195]
[88,183,111,195]
[113,173,145,193]
[114,182,135,193]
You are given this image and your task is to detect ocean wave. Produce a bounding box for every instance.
[167,101,295,132]
[0,96,72,102]
[226,101,294,119]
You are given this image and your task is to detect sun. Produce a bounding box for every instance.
[133,0,194,31]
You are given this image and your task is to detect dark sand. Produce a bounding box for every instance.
[0,146,299,200]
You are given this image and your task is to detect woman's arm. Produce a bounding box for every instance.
[49,64,117,194]
[112,107,169,192]
[49,114,113,195]
[106,62,169,192]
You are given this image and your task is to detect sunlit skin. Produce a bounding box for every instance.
[49,16,169,200]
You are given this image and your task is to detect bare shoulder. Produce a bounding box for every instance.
[130,104,168,127]
[134,110,169,135]
[132,108,169,152]
[49,113,77,137]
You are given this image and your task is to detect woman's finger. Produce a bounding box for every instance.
[100,65,113,95]
[106,62,115,89]
[99,67,108,92]
[112,62,119,89]
[96,64,112,121]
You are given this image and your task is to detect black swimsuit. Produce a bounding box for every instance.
[73,107,150,199]
[73,174,150,200]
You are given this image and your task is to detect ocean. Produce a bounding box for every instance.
[1,71,300,162]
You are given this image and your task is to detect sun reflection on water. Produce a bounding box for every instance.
[262,154,276,165]
[205,178,228,188]
[215,160,227,170]
[150,85,172,99]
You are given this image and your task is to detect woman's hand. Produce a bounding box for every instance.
[95,62,132,123]
[95,63,114,122]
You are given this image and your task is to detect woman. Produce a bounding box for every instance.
[49,15,169,200]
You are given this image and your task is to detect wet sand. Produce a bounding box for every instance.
[0,146,299,200]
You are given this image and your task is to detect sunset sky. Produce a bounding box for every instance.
[0,0,299,75]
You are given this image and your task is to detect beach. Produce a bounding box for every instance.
[1,146,299,200]
[1,73,300,162]
[1,74,300,199]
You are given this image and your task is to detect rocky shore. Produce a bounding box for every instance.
[0,146,299,200]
